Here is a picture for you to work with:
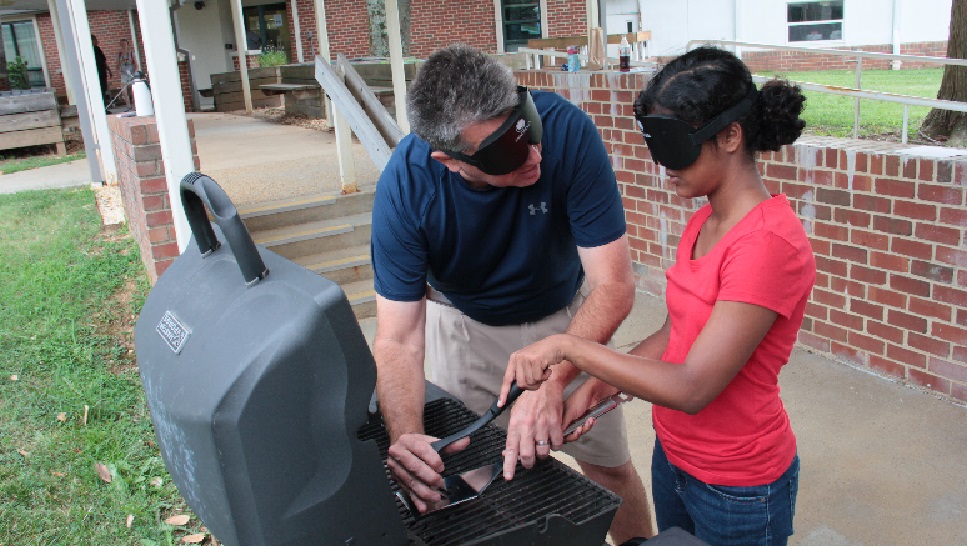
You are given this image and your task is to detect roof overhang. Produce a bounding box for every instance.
[0,0,179,11]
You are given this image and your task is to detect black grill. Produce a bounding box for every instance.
[358,397,621,545]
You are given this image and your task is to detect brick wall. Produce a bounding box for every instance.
[232,53,261,70]
[109,115,200,284]
[545,0,587,37]
[321,0,372,59]
[516,69,967,405]
[742,41,949,72]
[291,1,583,60]
[409,0,496,57]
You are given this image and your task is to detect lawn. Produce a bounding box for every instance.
[0,147,86,175]
[758,67,944,142]
[0,189,204,545]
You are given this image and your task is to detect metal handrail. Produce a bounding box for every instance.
[687,39,967,67]
[688,39,967,143]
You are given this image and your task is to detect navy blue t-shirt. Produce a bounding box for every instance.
[371,90,625,326]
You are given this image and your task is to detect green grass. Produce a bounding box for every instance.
[758,67,943,142]
[0,152,86,175]
[0,189,200,545]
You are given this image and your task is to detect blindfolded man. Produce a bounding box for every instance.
[370,43,654,543]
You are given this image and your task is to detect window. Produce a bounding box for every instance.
[2,20,46,88]
[787,1,843,42]
[502,0,541,52]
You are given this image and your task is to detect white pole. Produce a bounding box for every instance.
[64,0,117,184]
[229,0,253,112]
[134,0,194,252]
[313,0,353,191]
[385,0,409,133]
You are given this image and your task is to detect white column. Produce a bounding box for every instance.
[64,0,117,184]
[385,0,409,133]
[314,0,353,191]
[229,0,253,112]
[135,0,194,252]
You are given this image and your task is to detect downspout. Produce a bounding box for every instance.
[47,0,71,102]
[891,0,902,69]
[128,10,141,72]
[290,0,304,63]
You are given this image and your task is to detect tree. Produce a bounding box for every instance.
[920,0,967,145]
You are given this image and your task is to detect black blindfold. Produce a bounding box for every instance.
[636,89,757,170]
[443,87,544,176]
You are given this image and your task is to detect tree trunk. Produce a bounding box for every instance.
[921,0,967,145]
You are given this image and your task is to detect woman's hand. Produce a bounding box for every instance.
[499,334,571,405]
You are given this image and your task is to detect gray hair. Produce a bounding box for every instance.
[406,43,519,152]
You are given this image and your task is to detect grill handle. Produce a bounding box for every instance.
[180,172,269,286]
[431,381,524,452]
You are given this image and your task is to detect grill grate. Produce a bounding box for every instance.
[357,397,621,545]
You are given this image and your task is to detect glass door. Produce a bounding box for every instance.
[242,3,290,55]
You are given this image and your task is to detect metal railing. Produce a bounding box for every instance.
[687,40,967,143]
[516,47,657,73]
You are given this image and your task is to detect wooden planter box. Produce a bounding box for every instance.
[210,66,282,112]
[0,90,66,155]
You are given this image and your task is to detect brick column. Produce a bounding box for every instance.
[108,115,200,284]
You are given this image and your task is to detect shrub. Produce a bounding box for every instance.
[7,57,30,90]
[258,47,288,67]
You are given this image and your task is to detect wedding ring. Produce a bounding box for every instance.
[535,440,550,446]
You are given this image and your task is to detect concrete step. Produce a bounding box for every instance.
[238,186,376,233]
[251,211,372,261]
[342,278,376,320]
[300,244,372,285]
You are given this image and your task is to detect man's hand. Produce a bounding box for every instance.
[501,380,566,480]
[560,379,619,441]
[386,433,470,514]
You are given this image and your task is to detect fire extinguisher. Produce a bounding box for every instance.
[131,71,154,116]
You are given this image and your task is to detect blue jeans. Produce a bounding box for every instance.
[651,439,799,546]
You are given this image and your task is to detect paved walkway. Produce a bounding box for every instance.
[0,159,91,194]
[190,111,381,206]
[6,112,966,545]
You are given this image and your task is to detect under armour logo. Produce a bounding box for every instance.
[528,202,547,215]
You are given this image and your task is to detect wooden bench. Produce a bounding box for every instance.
[0,90,66,155]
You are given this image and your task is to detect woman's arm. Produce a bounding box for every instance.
[501,300,777,414]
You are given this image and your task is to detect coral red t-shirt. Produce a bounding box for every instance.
[654,194,816,486]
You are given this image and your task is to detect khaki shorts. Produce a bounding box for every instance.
[425,287,632,468]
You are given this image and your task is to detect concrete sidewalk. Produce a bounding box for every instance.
[0,159,92,194]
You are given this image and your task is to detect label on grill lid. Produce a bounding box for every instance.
[157,310,191,355]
